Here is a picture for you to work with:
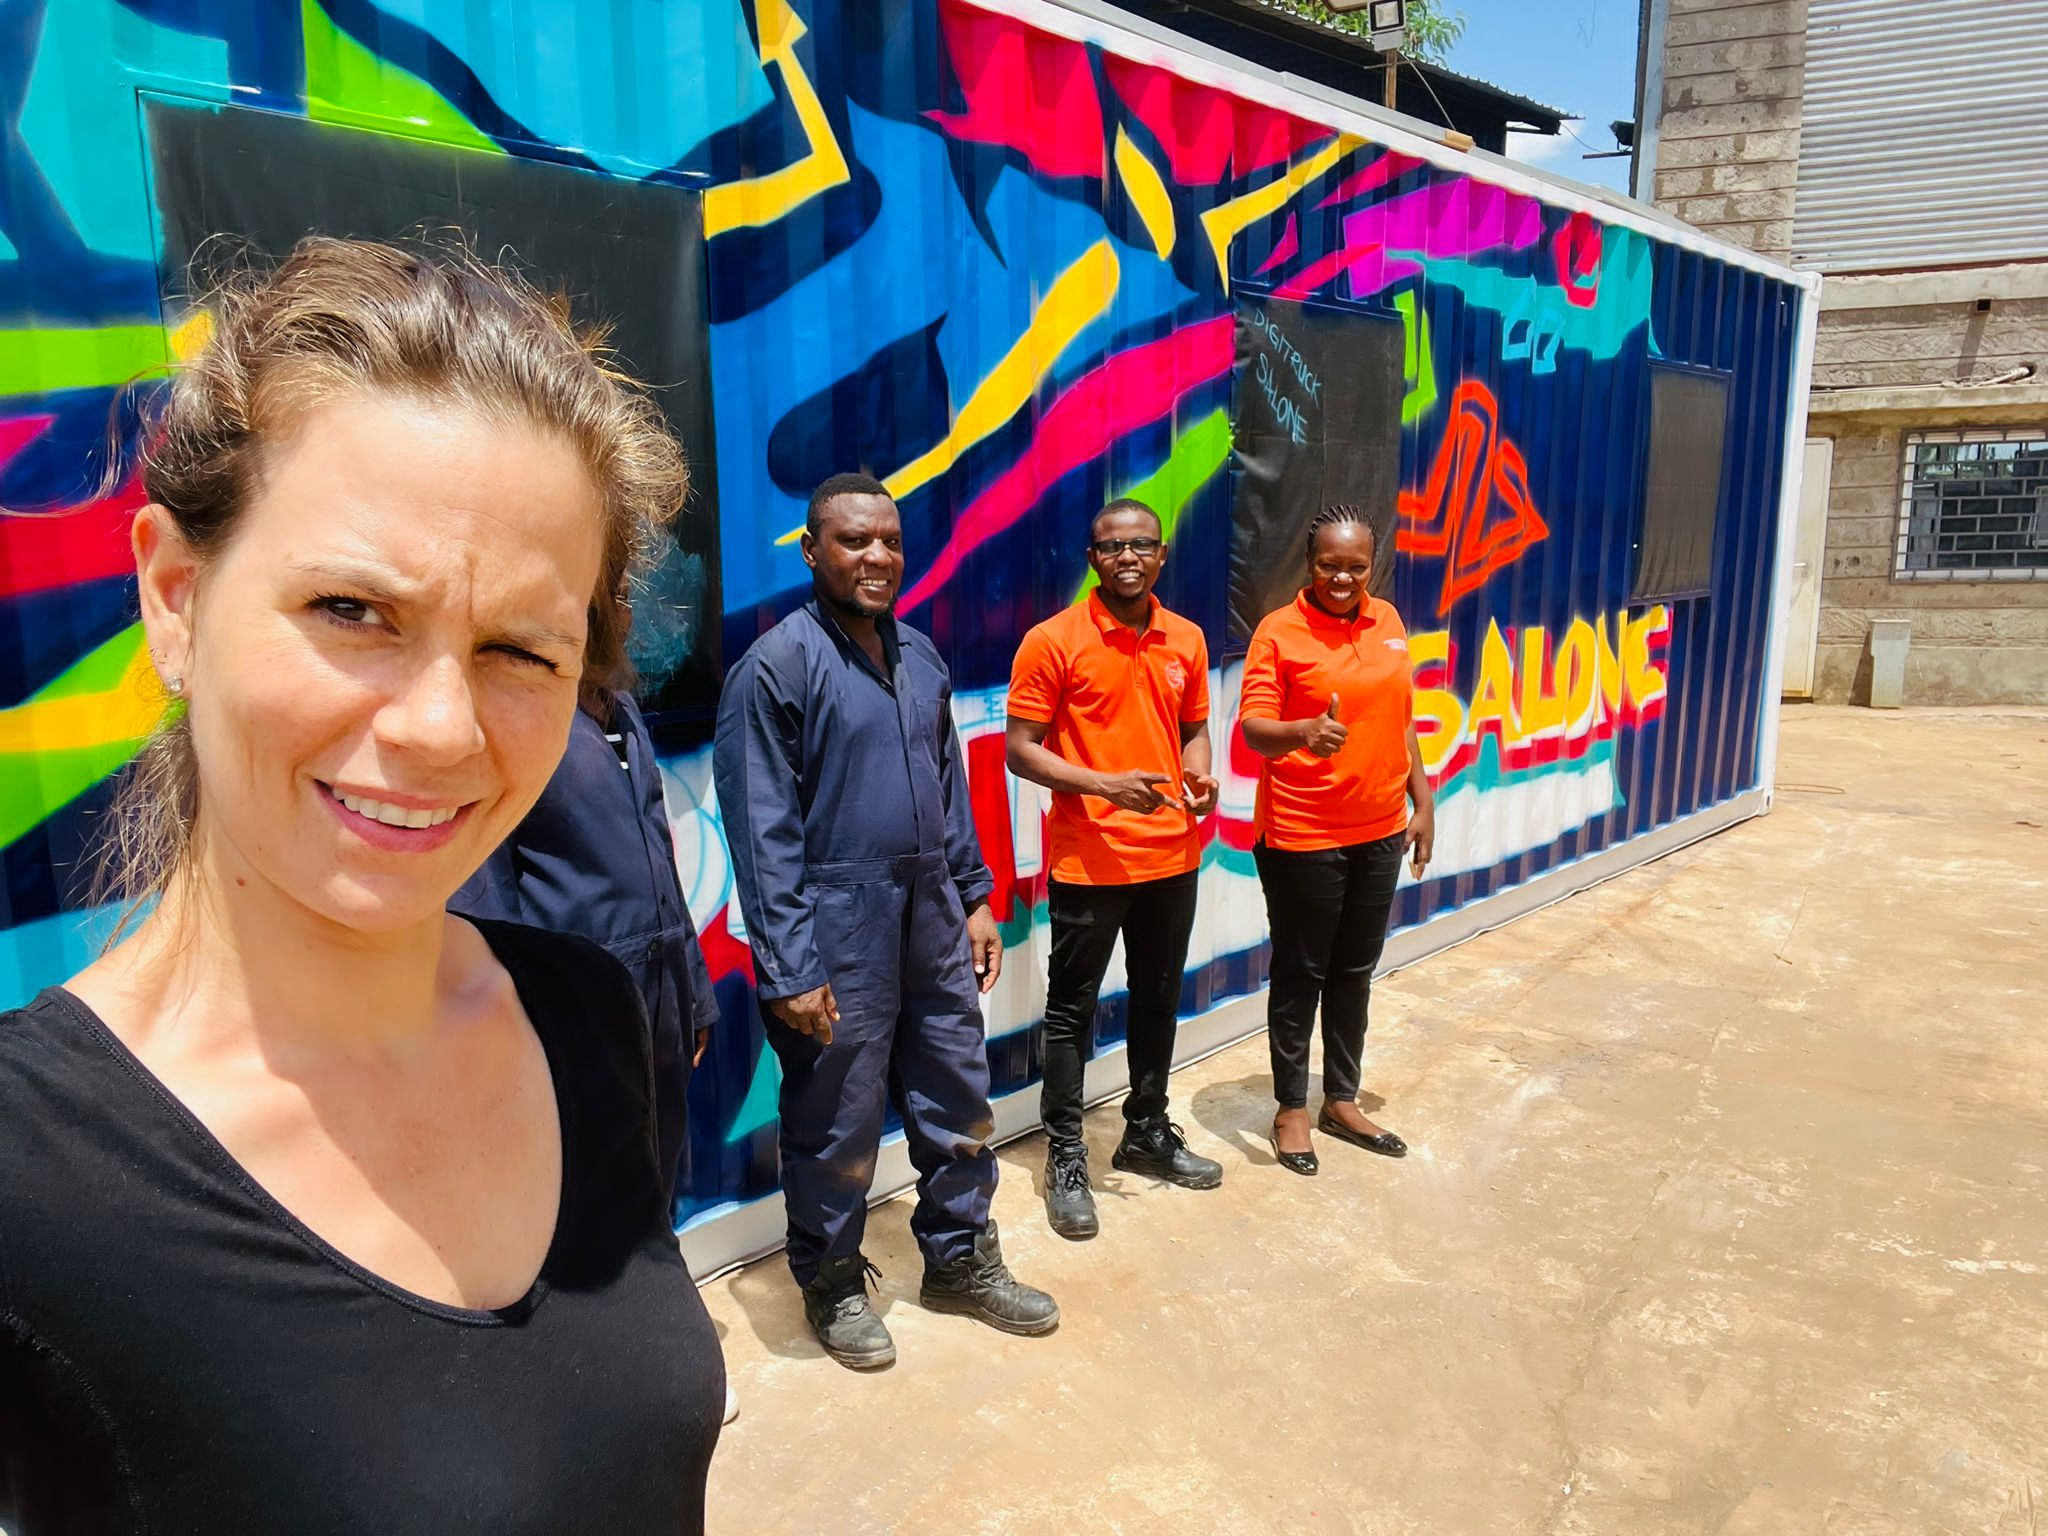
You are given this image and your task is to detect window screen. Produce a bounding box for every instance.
[1227,295,1403,646]
[1896,430,2048,581]
[1633,365,1729,601]
[142,97,725,718]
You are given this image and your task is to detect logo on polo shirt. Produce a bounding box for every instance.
[1384,637,1408,652]
[1164,659,1188,690]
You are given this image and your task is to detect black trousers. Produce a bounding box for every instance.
[1040,870,1199,1149]
[1254,830,1406,1110]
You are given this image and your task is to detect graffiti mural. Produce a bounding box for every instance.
[0,0,1803,1237]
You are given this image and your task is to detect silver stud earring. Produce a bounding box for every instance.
[167,675,184,697]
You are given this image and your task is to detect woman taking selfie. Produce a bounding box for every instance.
[1239,504,1435,1177]
[0,239,723,1532]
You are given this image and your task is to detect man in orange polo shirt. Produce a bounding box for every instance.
[1006,499,1224,1240]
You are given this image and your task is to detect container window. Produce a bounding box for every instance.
[1894,429,2048,583]
[1633,365,1729,601]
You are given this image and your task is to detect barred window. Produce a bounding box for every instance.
[1896,430,2048,582]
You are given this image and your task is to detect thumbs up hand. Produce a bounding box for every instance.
[1301,693,1349,758]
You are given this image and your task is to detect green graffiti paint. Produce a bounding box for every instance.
[1075,408,1232,600]
[301,0,499,154]
[0,325,173,397]
[1395,289,1437,424]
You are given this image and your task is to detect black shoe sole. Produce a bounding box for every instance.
[1046,1208,1100,1240]
[817,1338,897,1371]
[1269,1136,1319,1176]
[1110,1148,1224,1189]
[1315,1114,1407,1158]
[919,1291,1062,1336]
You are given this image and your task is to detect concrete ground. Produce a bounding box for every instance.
[700,707,2048,1535]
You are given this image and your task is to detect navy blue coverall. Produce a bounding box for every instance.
[453,691,718,1216]
[712,602,998,1285]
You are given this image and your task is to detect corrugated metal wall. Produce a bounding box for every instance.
[1794,0,2048,272]
[0,0,1807,1268]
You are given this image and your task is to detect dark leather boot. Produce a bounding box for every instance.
[801,1255,896,1370]
[1112,1117,1224,1189]
[919,1221,1060,1336]
[1043,1142,1099,1240]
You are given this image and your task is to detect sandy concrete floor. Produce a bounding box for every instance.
[700,707,2048,1535]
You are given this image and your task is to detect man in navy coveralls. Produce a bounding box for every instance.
[713,473,1058,1369]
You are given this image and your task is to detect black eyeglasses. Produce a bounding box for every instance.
[1091,537,1163,557]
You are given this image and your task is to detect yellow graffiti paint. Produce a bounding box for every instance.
[1113,127,1177,259]
[1198,135,1362,293]
[0,627,166,757]
[168,310,214,362]
[702,0,851,240]
[774,239,1121,545]
[1409,607,1670,775]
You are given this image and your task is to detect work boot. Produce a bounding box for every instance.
[801,1254,896,1370]
[919,1222,1061,1336]
[1112,1117,1224,1189]
[1043,1142,1099,1240]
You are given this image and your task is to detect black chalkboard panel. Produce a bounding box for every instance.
[1227,293,1402,647]
[142,96,724,722]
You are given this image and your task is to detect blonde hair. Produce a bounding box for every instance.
[98,235,687,912]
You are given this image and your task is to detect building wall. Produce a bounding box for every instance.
[1806,268,2048,706]
[1648,0,2048,706]
[1809,418,2048,706]
[1815,293,2048,392]
[1649,0,1808,260]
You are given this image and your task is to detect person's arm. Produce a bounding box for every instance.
[1005,622,1181,812]
[1403,726,1435,877]
[1179,637,1217,815]
[1237,629,1347,760]
[679,901,719,1068]
[711,649,838,1038]
[932,677,1002,995]
[1005,718,1183,812]
[1240,702,1347,760]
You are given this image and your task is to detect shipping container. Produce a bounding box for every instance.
[0,0,1817,1278]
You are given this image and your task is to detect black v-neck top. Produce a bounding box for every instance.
[0,920,722,1535]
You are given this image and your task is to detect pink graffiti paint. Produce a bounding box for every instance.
[1552,210,1603,308]
[1315,150,1427,209]
[0,415,147,599]
[1104,55,1328,185]
[1341,176,1546,299]
[899,315,1235,612]
[927,0,1106,179]
[1253,212,1300,276]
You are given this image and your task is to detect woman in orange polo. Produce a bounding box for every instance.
[1239,504,1434,1175]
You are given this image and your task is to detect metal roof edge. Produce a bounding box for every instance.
[1012,0,1818,292]
[1181,0,1572,122]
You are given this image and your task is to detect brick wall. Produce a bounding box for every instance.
[1650,0,1808,258]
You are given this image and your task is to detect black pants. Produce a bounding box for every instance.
[1254,830,1406,1110]
[1040,870,1199,1149]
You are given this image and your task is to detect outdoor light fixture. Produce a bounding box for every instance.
[1323,0,1407,52]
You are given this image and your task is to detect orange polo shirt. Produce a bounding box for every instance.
[1008,592,1210,886]
[1239,591,1414,852]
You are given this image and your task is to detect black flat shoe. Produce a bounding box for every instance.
[1269,1135,1319,1176]
[1316,1111,1407,1159]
